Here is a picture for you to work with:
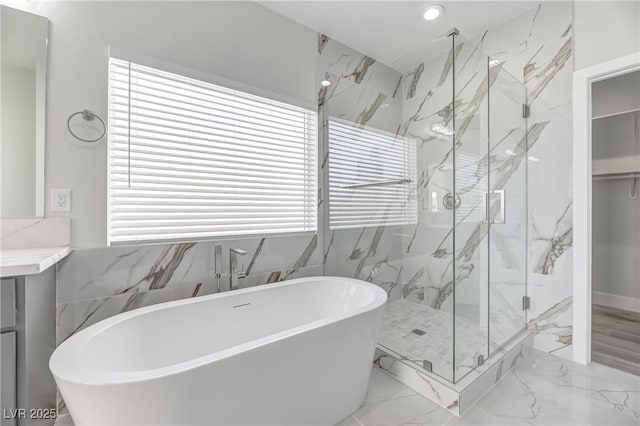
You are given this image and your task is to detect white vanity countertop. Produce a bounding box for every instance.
[0,246,71,277]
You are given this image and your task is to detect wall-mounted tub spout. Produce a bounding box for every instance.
[214,244,222,292]
[230,248,247,291]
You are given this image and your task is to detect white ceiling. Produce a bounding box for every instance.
[258,1,538,71]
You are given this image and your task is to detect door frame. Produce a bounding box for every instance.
[572,52,640,365]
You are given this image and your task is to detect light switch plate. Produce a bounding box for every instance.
[51,189,71,212]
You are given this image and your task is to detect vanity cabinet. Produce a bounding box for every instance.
[2,278,17,426]
[1,331,17,426]
[1,278,16,328]
[0,270,57,426]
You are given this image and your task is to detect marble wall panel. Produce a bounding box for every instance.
[56,232,319,342]
[397,1,574,359]
[318,35,410,302]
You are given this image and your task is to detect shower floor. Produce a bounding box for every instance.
[378,299,489,381]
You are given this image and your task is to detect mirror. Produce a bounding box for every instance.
[1,6,48,217]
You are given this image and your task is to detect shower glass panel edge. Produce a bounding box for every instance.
[487,58,529,357]
[452,32,491,384]
[396,34,458,383]
[318,30,529,387]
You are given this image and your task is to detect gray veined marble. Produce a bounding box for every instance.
[527,37,572,103]
[528,296,572,352]
[378,300,490,380]
[56,232,320,343]
[118,242,196,293]
[336,350,639,426]
[532,200,573,275]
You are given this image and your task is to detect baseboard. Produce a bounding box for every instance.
[593,291,640,313]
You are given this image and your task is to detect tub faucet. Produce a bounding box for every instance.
[214,244,222,293]
[229,248,247,291]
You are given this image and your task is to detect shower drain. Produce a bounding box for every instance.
[411,328,426,336]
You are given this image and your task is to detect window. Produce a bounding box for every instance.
[454,152,485,222]
[108,58,317,245]
[328,119,417,229]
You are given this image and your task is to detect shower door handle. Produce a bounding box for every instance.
[482,191,489,223]
[483,190,506,224]
[493,190,506,224]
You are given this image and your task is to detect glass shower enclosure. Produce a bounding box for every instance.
[321,30,528,384]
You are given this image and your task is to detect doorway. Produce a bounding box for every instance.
[573,53,640,372]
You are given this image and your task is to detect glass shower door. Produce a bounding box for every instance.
[487,61,528,352]
[452,35,491,383]
[452,43,528,383]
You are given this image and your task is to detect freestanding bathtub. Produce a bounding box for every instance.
[49,276,387,425]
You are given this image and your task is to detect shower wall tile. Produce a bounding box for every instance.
[318,34,401,112]
[318,34,408,302]
[479,2,574,358]
[396,1,573,358]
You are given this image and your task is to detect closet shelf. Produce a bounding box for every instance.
[592,107,640,121]
[592,156,640,176]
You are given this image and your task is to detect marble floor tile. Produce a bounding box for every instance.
[361,366,419,406]
[470,350,640,425]
[335,415,363,426]
[351,369,454,425]
[350,350,640,426]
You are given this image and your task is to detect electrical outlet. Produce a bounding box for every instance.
[51,189,71,212]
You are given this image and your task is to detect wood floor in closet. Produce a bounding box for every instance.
[591,304,640,376]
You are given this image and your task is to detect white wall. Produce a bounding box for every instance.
[574,0,640,70]
[592,180,640,303]
[1,65,36,217]
[4,0,317,248]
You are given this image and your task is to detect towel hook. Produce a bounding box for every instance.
[67,109,106,143]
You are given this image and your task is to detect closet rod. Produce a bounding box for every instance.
[592,172,640,181]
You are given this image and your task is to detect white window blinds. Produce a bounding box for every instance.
[328,119,417,229]
[108,57,317,245]
[455,152,484,222]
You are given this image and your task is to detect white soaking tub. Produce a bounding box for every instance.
[49,276,387,425]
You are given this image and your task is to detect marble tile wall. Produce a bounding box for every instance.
[318,34,410,303]
[392,1,573,360]
[476,2,574,358]
[320,0,574,368]
[396,21,532,379]
[56,233,319,344]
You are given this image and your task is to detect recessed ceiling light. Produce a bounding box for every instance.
[321,80,332,87]
[423,4,445,21]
